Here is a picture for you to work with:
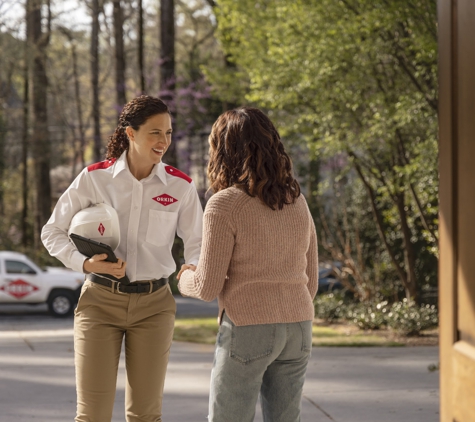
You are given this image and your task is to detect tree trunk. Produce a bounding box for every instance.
[350,152,412,295]
[91,0,102,162]
[395,191,419,301]
[22,60,30,247]
[0,62,12,218]
[72,40,86,173]
[27,0,52,245]
[58,27,87,176]
[160,0,175,99]
[113,0,126,114]
[160,0,177,167]
[138,0,145,93]
[0,112,5,217]
[396,130,438,242]
[351,147,422,301]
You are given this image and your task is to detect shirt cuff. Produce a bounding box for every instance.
[70,250,88,273]
[186,259,199,266]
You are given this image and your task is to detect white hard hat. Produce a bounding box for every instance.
[68,203,120,250]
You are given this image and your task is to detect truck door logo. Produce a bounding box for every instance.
[0,279,39,299]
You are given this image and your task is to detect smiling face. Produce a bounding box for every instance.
[125,113,172,179]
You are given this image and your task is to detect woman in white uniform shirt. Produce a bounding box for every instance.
[41,95,203,422]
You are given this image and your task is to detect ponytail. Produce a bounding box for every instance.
[106,125,129,160]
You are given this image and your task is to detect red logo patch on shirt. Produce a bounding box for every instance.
[98,223,105,235]
[153,194,178,206]
[0,279,39,299]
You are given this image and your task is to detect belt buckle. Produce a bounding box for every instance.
[116,282,127,294]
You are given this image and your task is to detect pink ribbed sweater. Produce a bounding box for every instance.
[178,186,319,326]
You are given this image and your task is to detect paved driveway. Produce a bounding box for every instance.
[0,298,439,422]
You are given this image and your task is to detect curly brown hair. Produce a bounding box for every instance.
[106,95,170,159]
[207,107,301,210]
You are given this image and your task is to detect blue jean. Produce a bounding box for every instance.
[209,313,312,422]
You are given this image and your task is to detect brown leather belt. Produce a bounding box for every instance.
[86,273,168,294]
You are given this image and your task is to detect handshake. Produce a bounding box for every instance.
[177,264,197,280]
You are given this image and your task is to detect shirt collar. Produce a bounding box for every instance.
[112,151,128,178]
[156,162,168,185]
[112,151,168,185]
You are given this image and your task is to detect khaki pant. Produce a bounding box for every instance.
[74,279,176,422]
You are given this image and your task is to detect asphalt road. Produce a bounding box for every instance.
[0,295,219,331]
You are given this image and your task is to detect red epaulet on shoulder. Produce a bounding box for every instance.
[165,165,192,183]
[87,158,116,172]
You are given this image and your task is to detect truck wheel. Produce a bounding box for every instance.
[47,290,75,318]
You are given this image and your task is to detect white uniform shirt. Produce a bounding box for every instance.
[41,151,203,281]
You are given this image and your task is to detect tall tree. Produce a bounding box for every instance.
[0,61,11,218]
[0,112,5,218]
[21,50,30,247]
[112,0,126,113]
[160,0,175,99]
[160,0,177,167]
[138,0,145,93]
[27,0,52,244]
[90,0,102,162]
[59,27,87,177]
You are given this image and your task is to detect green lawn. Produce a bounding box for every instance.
[173,318,405,347]
[173,318,220,344]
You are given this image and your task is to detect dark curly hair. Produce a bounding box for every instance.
[106,95,170,159]
[207,107,301,210]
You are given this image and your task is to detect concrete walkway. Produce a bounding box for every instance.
[0,298,439,422]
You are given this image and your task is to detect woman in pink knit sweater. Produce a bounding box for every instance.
[178,107,319,422]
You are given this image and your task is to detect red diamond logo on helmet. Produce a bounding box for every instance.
[0,279,39,299]
[153,194,178,206]
[98,223,105,235]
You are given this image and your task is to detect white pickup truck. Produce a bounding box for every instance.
[0,251,84,317]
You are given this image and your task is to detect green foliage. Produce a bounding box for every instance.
[347,301,391,330]
[0,1,439,303]
[314,292,349,322]
[386,299,438,336]
[314,294,438,336]
[173,318,219,344]
[210,0,439,300]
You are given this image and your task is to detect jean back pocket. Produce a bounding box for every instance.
[230,321,276,365]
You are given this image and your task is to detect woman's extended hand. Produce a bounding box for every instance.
[83,254,127,279]
[177,264,197,280]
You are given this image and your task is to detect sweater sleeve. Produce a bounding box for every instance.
[306,219,319,299]
[176,181,203,266]
[178,208,235,302]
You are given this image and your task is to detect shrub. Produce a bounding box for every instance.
[386,299,438,336]
[314,293,348,322]
[314,295,439,336]
[346,301,390,330]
